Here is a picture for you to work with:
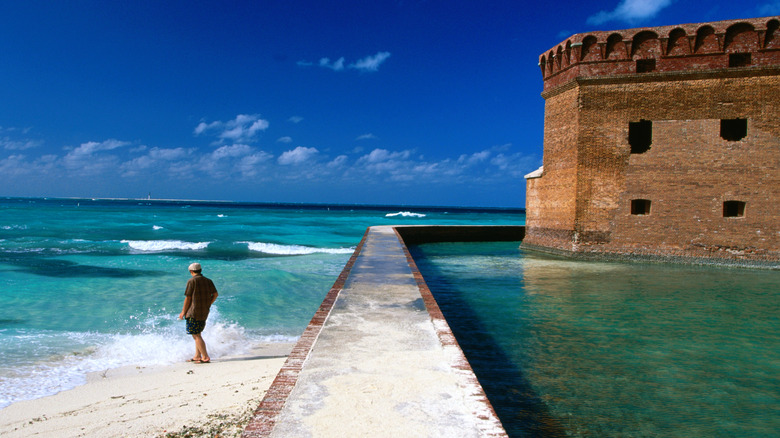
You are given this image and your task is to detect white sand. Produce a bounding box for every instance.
[0,343,293,438]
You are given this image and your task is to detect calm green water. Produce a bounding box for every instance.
[410,242,780,437]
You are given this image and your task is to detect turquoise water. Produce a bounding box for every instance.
[0,197,524,408]
[410,242,780,437]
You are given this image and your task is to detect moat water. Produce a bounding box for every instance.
[410,242,779,437]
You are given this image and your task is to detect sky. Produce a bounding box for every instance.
[1,0,778,207]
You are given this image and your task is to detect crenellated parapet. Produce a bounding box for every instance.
[540,16,780,91]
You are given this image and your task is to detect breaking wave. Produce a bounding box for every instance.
[0,308,292,409]
[385,211,426,218]
[242,241,354,255]
[121,240,210,252]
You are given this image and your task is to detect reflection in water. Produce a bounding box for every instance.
[410,242,780,437]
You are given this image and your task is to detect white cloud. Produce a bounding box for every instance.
[354,148,415,179]
[758,0,780,15]
[120,147,192,176]
[223,115,269,141]
[457,150,491,165]
[358,148,411,164]
[319,57,345,71]
[149,147,189,161]
[356,133,377,141]
[278,146,319,165]
[277,136,293,143]
[238,152,273,178]
[68,139,129,155]
[1,125,540,201]
[1,137,42,151]
[339,144,540,185]
[0,154,58,178]
[194,114,269,144]
[123,145,269,180]
[121,155,155,174]
[298,51,391,73]
[191,144,271,180]
[63,139,130,172]
[0,154,31,176]
[328,155,349,168]
[587,0,673,25]
[350,52,391,72]
[194,121,221,136]
[489,152,538,178]
[288,116,303,124]
[211,144,253,160]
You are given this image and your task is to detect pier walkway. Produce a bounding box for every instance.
[242,226,509,437]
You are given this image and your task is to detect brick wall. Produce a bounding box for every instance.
[526,16,780,264]
[524,85,579,250]
[612,116,779,259]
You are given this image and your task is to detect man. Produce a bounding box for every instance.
[178,262,218,364]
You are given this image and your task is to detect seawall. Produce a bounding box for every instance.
[242,225,524,437]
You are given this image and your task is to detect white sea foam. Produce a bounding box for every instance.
[385,211,426,218]
[121,240,210,252]
[1,224,27,230]
[152,225,163,230]
[242,241,354,255]
[0,309,282,409]
[96,310,252,368]
[217,214,227,218]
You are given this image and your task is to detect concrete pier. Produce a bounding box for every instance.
[243,226,509,437]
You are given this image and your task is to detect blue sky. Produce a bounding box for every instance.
[1,0,778,207]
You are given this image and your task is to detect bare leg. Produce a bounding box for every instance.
[192,333,210,362]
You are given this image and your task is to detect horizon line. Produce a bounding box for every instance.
[1,196,526,211]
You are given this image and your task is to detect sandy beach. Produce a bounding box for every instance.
[0,343,293,438]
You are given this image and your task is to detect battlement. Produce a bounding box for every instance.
[540,16,780,91]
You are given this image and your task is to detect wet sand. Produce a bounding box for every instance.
[0,343,293,438]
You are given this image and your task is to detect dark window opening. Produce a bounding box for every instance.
[629,120,652,154]
[631,199,652,215]
[729,53,751,67]
[720,118,747,141]
[636,58,656,73]
[723,201,745,218]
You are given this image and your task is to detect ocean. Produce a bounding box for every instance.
[0,197,524,409]
[5,197,777,437]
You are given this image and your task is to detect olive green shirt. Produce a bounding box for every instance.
[184,274,218,321]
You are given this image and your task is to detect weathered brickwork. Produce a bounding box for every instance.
[525,16,780,265]
[540,17,780,91]
[524,85,579,248]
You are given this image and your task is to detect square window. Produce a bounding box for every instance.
[636,59,656,73]
[723,201,745,218]
[631,199,651,215]
[629,120,652,154]
[729,53,751,67]
[720,119,747,141]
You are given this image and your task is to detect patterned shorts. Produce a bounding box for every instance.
[185,318,206,335]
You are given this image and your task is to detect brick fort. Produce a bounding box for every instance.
[523,16,780,267]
